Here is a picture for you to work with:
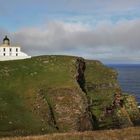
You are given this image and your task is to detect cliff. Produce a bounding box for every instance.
[0,55,139,137]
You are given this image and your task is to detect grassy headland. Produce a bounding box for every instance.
[0,55,139,137]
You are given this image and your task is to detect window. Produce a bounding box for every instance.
[16,53,18,56]
[10,48,12,52]
[16,48,18,52]
[3,48,5,52]
[3,53,5,56]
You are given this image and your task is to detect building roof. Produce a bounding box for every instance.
[3,36,10,42]
[3,36,10,46]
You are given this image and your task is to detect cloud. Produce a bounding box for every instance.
[0,0,140,64]
[0,19,140,63]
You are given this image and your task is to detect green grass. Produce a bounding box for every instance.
[0,55,139,137]
[0,55,79,136]
[84,60,134,129]
[1,127,140,140]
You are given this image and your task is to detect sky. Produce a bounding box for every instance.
[0,0,140,64]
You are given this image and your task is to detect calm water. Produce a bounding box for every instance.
[108,64,140,103]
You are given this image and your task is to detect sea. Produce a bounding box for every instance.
[107,64,140,103]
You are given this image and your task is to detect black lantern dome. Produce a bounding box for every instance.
[3,36,10,45]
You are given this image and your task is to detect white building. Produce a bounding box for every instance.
[0,36,31,61]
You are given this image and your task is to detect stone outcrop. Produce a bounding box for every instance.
[123,95,140,125]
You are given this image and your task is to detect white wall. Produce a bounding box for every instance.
[0,46,22,56]
[0,45,31,61]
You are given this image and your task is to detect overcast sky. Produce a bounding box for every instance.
[0,0,140,64]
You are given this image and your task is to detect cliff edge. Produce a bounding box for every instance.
[0,55,139,137]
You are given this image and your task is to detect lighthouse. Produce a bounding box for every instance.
[0,36,31,61]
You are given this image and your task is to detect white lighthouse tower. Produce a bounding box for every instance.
[0,36,31,61]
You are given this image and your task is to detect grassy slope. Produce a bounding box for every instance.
[0,55,139,137]
[0,55,79,136]
[1,127,140,140]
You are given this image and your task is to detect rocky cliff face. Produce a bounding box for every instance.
[84,60,139,129]
[123,95,140,125]
[0,55,139,137]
